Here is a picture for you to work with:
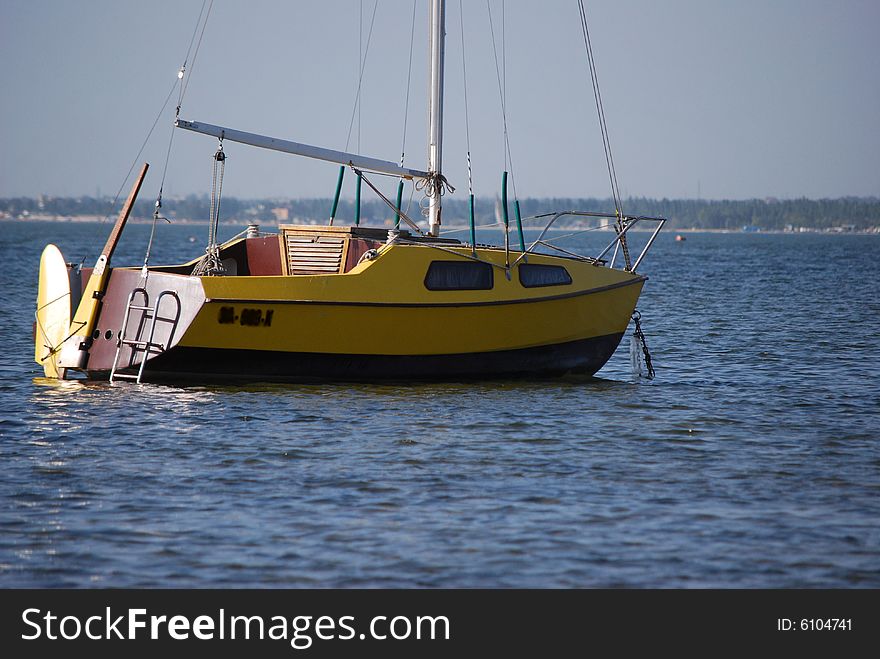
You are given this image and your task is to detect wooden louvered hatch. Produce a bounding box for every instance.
[278,225,390,276]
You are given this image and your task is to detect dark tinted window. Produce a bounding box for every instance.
[518,263,572,288]
[424,260,494,290]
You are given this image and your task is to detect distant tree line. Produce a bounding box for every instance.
[3,195,879,230]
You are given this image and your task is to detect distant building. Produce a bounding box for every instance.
[271,207,289,222]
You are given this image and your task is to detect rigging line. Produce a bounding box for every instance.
[35,319,87,362]
[145,0,212,275]
[181,0,209,67]
[501,0,517,201]
[533,222,617,245]
[442,216,618,240]
[486,1,508,172]
[459,0,473,195]
[506,143,518,201]
[578,1,613,204]
[528,241,597,261]
[93,76,180,244]
[155,119,177,204]
[577,0,630,268]
[208,148,219,246]
[399,0,418,167]
[441,208,562,236]
[165,0,213,186]
[193,141,226,276]
[441,220,506,236]
[442,214,564,236]
[214,148,225,243]
[359,1,362,154]
[208,142,226,250]
[405,179,416,219]
[486,0,518,200]
[579,0,617,210]
[577,0,621,215]
[344,0,380,152]
[394,237,512,271]
[353,167,423,234]
[35,292,71,314]
[176,0,210,109]
[141,204,172,279]
[178,0,214,110]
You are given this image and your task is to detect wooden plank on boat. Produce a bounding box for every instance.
[287,246,340,252]
[290,261,340,266]
[286,238,345,245]
[288,256,341,263]
[287,248,341,254]
[287,260,343,267]
[101,163,150,263]
[286,251,343,258]
[58,164,150,371]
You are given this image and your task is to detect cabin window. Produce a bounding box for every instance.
[424,260,494,291]
[518,263,572,288]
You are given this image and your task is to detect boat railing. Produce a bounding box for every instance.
[515,211,666,272]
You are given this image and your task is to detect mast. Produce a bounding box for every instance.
[427,0,445,236]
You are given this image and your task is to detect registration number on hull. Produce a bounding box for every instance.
[217,306,274,327]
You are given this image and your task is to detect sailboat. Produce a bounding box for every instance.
[34,1,664,384]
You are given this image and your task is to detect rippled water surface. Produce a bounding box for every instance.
[1,221,878,587]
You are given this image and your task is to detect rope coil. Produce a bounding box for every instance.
[417,172,456,199]
[416,172,455,222]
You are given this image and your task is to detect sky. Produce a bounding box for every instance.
[1,0,878,202]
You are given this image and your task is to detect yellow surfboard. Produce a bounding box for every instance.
[35,244,76,378]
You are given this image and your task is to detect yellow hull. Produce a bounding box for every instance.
[184,244,644,356]
[40,228,648,382]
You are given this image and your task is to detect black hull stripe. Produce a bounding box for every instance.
[204,275,646,308]
[106,333,625,383]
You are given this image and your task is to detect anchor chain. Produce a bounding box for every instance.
[631,310,655,380]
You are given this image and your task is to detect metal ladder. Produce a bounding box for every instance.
[110,287,180,384]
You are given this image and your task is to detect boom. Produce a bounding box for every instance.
[175,119,431,181]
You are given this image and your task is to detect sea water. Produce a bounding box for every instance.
[1,221,878,587]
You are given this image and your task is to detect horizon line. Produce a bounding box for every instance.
[2,194,879,203]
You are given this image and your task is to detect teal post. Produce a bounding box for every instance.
[514,199,526,253]
[501,171,510,268]
[469,193,476,255]
[354,172,362,226]
[501,171,510,230]
[329,165,345,225]
[395,179,404,230]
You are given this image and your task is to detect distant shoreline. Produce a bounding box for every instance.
[5,195,879,233]
[2,215,878,235]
